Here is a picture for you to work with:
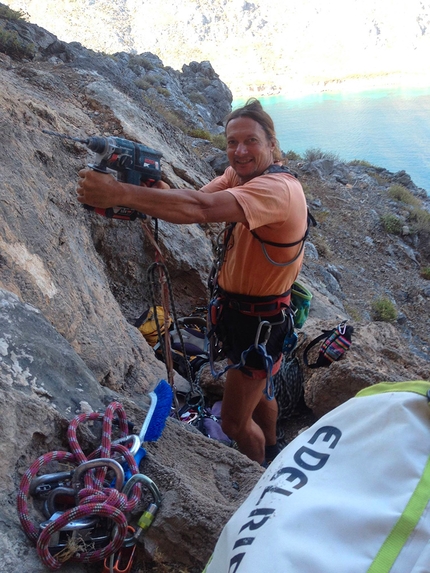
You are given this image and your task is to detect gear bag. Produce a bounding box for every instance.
[303,320,353,368]
[290,281,312,329]
[204,380,430,573]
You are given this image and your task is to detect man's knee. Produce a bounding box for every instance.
[221,415,243,441]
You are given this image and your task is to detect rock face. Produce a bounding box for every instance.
[0,8,429,573]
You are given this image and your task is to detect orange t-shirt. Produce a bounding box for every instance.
[201,166,308,297]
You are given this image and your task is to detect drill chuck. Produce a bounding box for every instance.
[84,136,110,154]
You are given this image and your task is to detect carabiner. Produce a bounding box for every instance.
[38,510,99,554]
[71,458,125,504]
[338,320,348,335]
[29,471,73,497]
[112,435,141,458]
[103,525,136,573]
[121,473,162,540]
[254,320,272,349]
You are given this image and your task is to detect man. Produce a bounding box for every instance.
[77,99,308,465]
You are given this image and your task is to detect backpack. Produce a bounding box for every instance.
[204,380,430,573]
[136,310,209,381]
[135,306,172,347]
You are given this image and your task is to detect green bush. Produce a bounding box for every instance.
[348,159,376,168]
[134,78,152,90]
[156,87,170,97]
[188,128,212,140]
[144,98,187,132]
[188,129,227,151]
[284,150,302,161]
[420,267,430,280]
[0,5,27,20]
[128,55,155,71]
[371,297,398,322]
[211,133,227,151]
[188,92,208,105]
[387,184,421,207]
[380,213,403,235]
[409,207,430,233]
[303,147,339,162]
[0,29,35,59]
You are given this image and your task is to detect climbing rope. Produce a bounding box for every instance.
[17,402,144,571]
[140,217,205,415]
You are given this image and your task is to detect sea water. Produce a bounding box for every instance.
[233,86,430,194]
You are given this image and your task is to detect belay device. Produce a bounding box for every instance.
[43,130,163,220]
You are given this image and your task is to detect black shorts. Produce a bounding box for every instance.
[215,305,292,379]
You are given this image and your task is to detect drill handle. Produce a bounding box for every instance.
[88,163,109,174]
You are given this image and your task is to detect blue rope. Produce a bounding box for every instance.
[209,341,275,400]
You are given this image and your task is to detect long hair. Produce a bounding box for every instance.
[225,98,282,162]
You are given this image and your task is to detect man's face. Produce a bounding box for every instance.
[226,117,275,184]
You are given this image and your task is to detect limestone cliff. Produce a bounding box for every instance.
[0,8,429,573]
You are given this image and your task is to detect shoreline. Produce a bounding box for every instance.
[231,72,430,101]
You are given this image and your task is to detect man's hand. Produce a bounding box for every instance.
[76,168,124,208]
[140,179,170,190]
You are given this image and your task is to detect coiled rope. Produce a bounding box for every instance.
[17,401,142,570]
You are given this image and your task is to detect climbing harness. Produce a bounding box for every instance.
[17,402,161,571]
[209,305,291,400]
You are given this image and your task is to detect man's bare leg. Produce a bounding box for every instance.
[253,391,278,446]
[220,368,268,464]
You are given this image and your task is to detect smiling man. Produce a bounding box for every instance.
[77,98,308,465]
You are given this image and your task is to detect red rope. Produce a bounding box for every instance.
[17,401,143,570]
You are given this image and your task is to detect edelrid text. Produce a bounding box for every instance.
[228,425,342,573]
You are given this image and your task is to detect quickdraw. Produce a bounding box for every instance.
[17,401,161,571]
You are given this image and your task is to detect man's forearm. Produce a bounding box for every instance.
[77,168,246,224]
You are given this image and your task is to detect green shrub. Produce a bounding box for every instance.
[348,159,376,168]
[134,78,152,90]
[420,266,430,280]
[188,128,212,140]
[371,297,398,322]
[387,184,421,207]
[0,29,35,59]
[0,5,27,20]
[409,207,430,233]
[303,147,339,162]
[188,92,208,105]
[211,133,227,151]
[188,130,227,151]
[156,87,170,97]
[144,98,187,131]
[313,235,332,258]
[284,150,301,161]
[344,304,362,322]
[128,55,155,71]
[380,213,403,235]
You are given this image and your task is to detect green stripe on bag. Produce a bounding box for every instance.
[367,454,430,573]
[357,380,430,399]
[360,380,430,572]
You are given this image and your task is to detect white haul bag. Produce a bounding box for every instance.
[205,380,430,573]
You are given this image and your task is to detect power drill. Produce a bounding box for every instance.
[43,130,163,220]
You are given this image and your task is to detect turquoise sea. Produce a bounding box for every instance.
[233,86,430,194]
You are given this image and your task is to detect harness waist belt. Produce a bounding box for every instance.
[219,289,291,316]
